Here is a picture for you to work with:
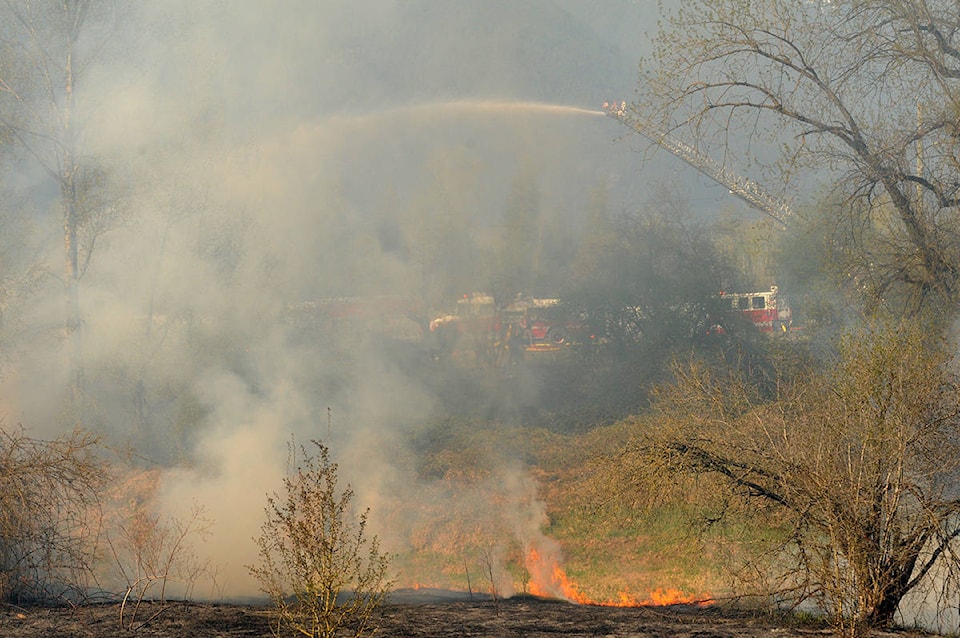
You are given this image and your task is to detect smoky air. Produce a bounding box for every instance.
[0,0,756,605]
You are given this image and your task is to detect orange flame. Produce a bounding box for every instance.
[525,547,712,607]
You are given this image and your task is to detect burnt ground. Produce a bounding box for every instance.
[0,591,936,638]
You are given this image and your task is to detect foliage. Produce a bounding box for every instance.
[0,424,108,603]
[561,197,739,413]
[399,147,484,308]
[249,439,393,638]
[566,197,728,349]
[493,165,542,300]
[623,319,960,635]
[638,0,960,315]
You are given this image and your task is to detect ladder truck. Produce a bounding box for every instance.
[602,101,797,333]
[602,101,793,227]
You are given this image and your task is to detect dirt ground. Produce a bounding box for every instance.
[0,592,935,637]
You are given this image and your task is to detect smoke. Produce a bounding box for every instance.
[0,0,676,600]
[155,366,315,597]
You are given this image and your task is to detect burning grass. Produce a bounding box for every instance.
[396,417,727,608]
[524,546,713,607]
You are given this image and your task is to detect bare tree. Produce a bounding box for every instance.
[249,439,394,638]
[616,319,960,635]
[0,424,108,603]
[0,0,124,410]
[637,0,960,314]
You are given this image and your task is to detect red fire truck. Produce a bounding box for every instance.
[712,285,793,334]
[428,293,573,365]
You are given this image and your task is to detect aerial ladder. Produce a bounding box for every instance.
[602,101,793,226]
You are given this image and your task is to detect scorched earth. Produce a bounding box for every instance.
[0,594,934,637]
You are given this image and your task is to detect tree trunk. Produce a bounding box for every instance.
[61,44,84,415]
[865,557,916,629]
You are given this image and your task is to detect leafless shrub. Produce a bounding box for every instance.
[0,424,108,604]
[103,468,218,630]
[477,546,504,614]
[249,438,394,638]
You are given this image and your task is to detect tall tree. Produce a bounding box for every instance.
[637,0,960,315]
[565,188,731,354]
[0,0,122,411]
[568,181,617,291]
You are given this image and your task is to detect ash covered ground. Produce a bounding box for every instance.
[0,594,933,637]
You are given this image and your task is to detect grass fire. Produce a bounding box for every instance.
[525,547,712,607]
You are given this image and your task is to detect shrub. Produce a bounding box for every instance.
[249,438,393,638]
[625,319,960,635]
[0,425,107,603]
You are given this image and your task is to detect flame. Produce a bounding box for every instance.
[526,548,592,603]
[525,547,712,607]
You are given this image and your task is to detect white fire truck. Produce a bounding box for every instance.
[713,285,793,334]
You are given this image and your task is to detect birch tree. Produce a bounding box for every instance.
[0,0,123,412]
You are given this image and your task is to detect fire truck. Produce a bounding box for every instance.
[602,99,799,335]
[712,285,793,334]
[602,100,627,117]
[428,293,573,365]
[287,295,426,345]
